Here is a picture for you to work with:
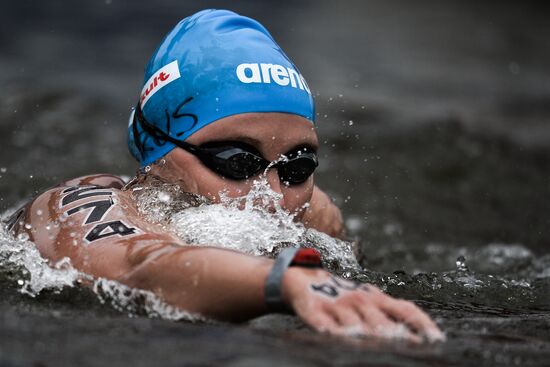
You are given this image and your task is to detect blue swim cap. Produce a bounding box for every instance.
[128,9,315,166]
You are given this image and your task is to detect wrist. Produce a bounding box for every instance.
[264,247,322,313]
[280,266,303,308]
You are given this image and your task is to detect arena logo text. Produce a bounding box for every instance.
[236,63,311,94]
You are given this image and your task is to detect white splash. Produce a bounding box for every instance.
[170,178,303,256]
[160,177,361,274]
[0,225,79,295]
[0,222,201,322]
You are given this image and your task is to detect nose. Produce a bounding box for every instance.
[264,169,287,211]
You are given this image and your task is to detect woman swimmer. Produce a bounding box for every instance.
[8,9,444,342]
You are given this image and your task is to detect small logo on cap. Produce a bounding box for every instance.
[236,63,311,94]
[140,60,181,107]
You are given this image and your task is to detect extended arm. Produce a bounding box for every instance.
[16,177,443,342]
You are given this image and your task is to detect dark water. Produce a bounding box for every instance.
[1,1,550,366]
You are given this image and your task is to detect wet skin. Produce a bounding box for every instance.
[151,112,344,237]
[151,112,318,220]
[12,112,445,343]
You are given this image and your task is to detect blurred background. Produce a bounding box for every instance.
[1,0,550,272]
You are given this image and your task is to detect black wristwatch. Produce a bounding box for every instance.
[264,247,322,313]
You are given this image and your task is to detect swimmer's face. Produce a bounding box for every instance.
[152,113,318,220]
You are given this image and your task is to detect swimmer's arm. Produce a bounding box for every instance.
[121,245,274,320]
[17,184,272,320]
[302,185,345,238]
[20,185,442,341]
[122,244,444,342]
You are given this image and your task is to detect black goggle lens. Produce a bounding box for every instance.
[200,144,317,184]
[225,152,264,179]
[278,155,318,184]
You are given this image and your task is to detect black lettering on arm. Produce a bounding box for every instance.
[61,186,113,206]
[66,199,114,224]
[59,186,139,245]
[85,220,136,243]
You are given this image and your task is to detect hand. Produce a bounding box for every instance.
[301,186,344,238]
[281,268,445,343]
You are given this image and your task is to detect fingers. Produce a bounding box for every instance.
[329,306,365,336]
[356,305,421,343]
[380,299,446,342]
[321,298,421,343]
[290,270,445,343]
[300,308,340,334]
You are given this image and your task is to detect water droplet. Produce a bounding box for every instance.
[0,167,6,173]
[158,192,171,202]
[36,209,43,216]
[456,255,469,272]
[348,120,354,126]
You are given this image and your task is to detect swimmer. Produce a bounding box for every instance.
[7,9,444,343]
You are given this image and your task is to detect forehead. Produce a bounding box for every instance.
[185,113,318,151]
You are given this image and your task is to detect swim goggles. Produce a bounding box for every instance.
[133,104,318,184]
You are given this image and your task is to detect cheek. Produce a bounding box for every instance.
[195,172,254,202]
[161,151,254,201]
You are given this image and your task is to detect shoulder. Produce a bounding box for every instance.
[5,174,126,233]
[7,174,144,256]
[59,174,127,189]
[7,173,185,278]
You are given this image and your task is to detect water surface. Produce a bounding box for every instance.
[1,1,550,366]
